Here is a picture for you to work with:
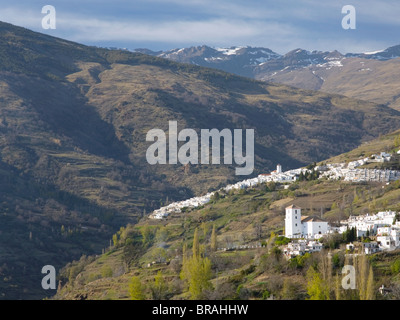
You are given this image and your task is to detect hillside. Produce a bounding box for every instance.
[1,21,400,299]
[259,56,400,111]
[53,130,400,300]
[324,129,400,165]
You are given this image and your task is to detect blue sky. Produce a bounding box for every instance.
[0,0,399,54]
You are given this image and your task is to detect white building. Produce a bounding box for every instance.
[376,226,400,250]
[285,205,303,238]
[285,205,329,239]
[342,211,397,236]
[283,239,323,257]
[302,216,329,239]
[306,241,323,253]
[363,242,380,254]
[284,240,306,257]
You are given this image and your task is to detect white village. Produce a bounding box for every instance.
[149,150,400,219]
[149,148,400,260]
[282,204,400,258]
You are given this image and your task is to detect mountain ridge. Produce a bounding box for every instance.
[135,44,400,110]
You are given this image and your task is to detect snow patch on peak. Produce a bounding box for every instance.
[364,49,385,55]
[316,59,344,69]
[215,46,246,55]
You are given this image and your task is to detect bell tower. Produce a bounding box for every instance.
[285,205,302,238]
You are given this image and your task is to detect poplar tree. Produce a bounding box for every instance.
[210,224,217,252]
[181,228,213,299]
[192,228,199,258]
[334,273,341,300]
[151,270,168,300]
[366,265,375,300]
[357,255,369,300]
[129,276,146,300]
[306,267,330,300]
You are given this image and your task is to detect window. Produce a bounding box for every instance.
[295,224,297,227]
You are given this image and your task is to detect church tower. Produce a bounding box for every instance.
[285,205,302,238]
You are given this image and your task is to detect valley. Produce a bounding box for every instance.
[0,20,400,299]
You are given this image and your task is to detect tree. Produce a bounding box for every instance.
[394,134,400,148]
[334,273,341,300]
[141,226,155,246]
[354,255,375,300]
[150,270,168,300]
[306,267,330,300]
[185,254,212,299]
[155,226,168,243]
[366,266,375,300]
[266,181,276,192]
[152,247,167,263]
[211,192,220,202]
[192,228,199,258]
[181,230,213,299]
[390,258,400,274]
[253,222,263,240]
[356,255,368,300]
[343,227,357,243]
[129,276,146,300]
[210,224,217,252]
[101,265,113,278]
[112,233,118,247]
[281,278,298,300]
[123,240,144,268]
[201,222,209,241]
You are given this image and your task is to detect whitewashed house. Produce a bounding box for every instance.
[363,242,380,254]
[306,240,323,253]
[377,235,394,250]
[283,240,322,257]
[376,225,400,250]
[283,240,307,257]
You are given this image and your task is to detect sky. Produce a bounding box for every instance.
[0,0,399,54]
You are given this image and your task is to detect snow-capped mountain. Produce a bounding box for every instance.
[135,44,400,110]
[135,44,400,75]
[347,44,400,61]
[135,45,281,78]
[134,45,362,79]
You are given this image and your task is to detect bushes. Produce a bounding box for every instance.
[391,259,400,274]
[275,236,291,246]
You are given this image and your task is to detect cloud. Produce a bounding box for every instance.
[0,1,398,54]
[59,16,296,45]
[0,7,41,28]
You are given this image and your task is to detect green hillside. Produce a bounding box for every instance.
[51,130,400,300]
[53,173,400,300]
[1,21,400,299]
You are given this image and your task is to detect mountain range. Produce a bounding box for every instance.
[135,44,400,110]
[0,20,400,299]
